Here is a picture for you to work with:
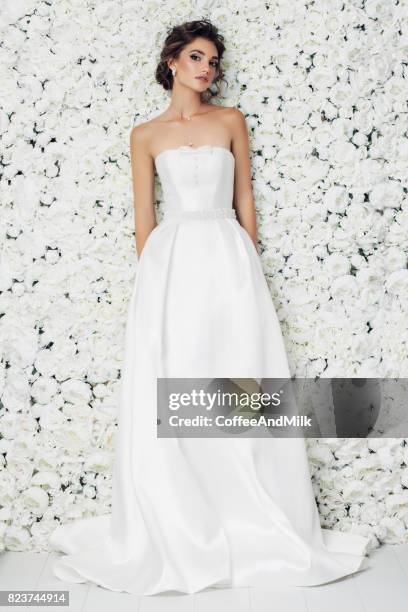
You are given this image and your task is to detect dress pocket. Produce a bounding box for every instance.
[137,225,160,263]
[239,224,260,257]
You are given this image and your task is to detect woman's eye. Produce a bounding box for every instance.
[190,54,218,69]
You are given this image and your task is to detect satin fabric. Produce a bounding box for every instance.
[49,145,370,595]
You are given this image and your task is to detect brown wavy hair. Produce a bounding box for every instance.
[155,19,227,101]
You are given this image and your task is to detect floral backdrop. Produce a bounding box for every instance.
[0,0,407,552]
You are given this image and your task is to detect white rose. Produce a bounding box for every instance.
[384,247,407,271]
[330,275,359,300]
[21,487,49,517]
[1,323,37,369]
[324,186,348,213]
[307,443,335,466]
[385,270,408,297]
[31,472,61,491]
[30,376,59,404]
[370,181,404,210]
[56,419,92,452]
[84,451,112,473]
[385,492,408,514]
[5,526,30,550]
[365,0,394,20]
[379,516,406,542]
[83,485,96,499]
[0,472,17,507]
[341,480,366,502]
[60,379,92,404]
[324,253,350,277]
[361,501,385,525]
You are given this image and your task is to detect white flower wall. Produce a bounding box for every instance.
[0,0,407,552]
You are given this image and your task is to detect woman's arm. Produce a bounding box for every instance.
[227,108,258,252]
[129,125,156,258]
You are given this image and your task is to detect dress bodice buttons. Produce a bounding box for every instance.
[155,146,235,222]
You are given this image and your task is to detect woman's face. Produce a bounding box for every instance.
[169,37,219,92]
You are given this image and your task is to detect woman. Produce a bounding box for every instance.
[49,19,371,595]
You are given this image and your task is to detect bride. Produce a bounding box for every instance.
[49,18,371,595]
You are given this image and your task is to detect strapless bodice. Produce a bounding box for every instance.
[154,146,235,219]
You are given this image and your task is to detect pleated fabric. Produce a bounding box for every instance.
[49,146,370,594]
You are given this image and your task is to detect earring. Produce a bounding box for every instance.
[171,67,176,76]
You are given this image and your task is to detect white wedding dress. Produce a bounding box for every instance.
[49,144,370,595]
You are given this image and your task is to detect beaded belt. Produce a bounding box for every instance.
[162,208,236,221]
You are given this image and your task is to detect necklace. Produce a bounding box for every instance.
[183,114,193,146]
[179,108,201,147]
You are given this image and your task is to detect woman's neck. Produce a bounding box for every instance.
[166,91,205,120]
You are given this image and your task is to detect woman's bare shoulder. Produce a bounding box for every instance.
[217,105,244,118]
[205,103,238,115]
[130,114,170,157]
[208,103,239,111]
[130,120,157,156]
[207,105,244,127]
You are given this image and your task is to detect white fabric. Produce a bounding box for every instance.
[49,145,370,595]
